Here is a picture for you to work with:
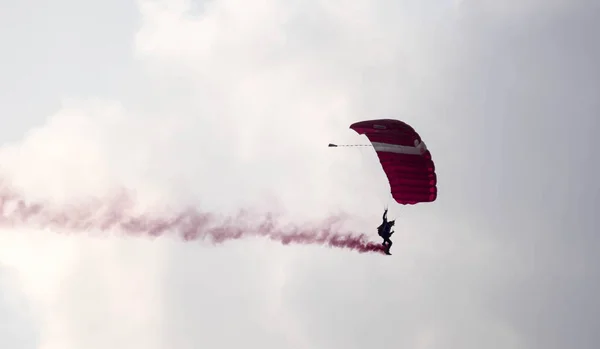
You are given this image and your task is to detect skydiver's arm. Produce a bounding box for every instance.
[382,209,388,221]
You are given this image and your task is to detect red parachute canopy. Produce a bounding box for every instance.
[350,119,437,205]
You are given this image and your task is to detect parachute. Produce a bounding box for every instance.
[348,119,437,205]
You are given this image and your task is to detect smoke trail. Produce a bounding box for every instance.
[0,180,386,254]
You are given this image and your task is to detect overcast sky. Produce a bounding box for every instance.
[1,0,599,348]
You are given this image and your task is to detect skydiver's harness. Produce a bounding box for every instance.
[378,220,393,238]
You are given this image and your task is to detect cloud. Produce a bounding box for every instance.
[0,263,39,349]
[1,0,599,348]
[134,1,599,348]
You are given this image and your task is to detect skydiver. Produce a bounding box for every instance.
[381,220,394,255]
[377,208,394,255]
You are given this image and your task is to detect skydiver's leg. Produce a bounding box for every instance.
[383,238,392,255]
[381,237,391,254]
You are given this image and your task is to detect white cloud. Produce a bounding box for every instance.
[1,0,599,348]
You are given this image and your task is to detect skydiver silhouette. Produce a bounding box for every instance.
[377,208,394,255]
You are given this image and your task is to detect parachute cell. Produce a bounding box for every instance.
[350,119,437,205]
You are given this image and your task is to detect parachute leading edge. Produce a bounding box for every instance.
[349,119,437,205]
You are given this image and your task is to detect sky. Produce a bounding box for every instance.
[0,0,599,348]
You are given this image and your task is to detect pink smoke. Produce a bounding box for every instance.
[0,179,386,255]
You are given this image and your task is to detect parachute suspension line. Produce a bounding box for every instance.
[328,143,372,147]
[383,192,392,210]
[329,142,392,208]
